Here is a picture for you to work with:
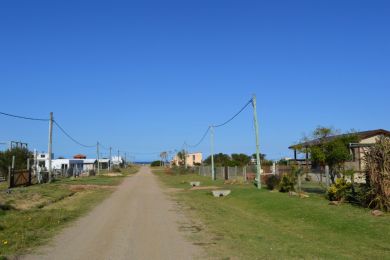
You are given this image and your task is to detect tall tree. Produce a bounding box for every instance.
[231,153,251,166]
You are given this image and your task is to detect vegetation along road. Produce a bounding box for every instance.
[22,166,202,260]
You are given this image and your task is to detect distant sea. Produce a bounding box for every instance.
[133,162,151,165]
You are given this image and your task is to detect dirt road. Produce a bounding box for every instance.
[24,166,202,260]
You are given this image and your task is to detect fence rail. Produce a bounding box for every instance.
[195,165,288,181]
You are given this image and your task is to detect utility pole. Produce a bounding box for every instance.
[48,112,53,182]
[252,94,262,189]
[97,142,100,175]
[184,143,188,169]
[210,125,215,180]
[109,147,112,171]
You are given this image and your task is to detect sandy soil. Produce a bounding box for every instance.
[23,166,202,260]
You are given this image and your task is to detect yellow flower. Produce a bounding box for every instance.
[3,240,8,245]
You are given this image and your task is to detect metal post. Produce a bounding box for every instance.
[97,142,100,175]
[252,94,262,189]
[210,126,215,180]
[48,112,53,182]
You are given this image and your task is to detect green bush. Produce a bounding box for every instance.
[150,161,162,167]
[265,175,280,190]
[326,178,353,201]
[279,174,296,192]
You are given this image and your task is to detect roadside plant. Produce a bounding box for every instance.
[264,174,280,190]
[326,178,352,201]
[363,136,390,211]
[279,173,296,192]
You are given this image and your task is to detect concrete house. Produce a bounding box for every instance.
[172,152,203,167]
[52,159,84,172]
[83,159,97,171]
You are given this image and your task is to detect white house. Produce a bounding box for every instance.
[111,156,123,166]
[52,159,84,172]
[98,158,110,169]
[83,159,97,171]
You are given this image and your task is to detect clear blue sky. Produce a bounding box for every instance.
[1,0,389,161]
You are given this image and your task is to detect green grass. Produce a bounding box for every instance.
[0,165,139,258]
[154,168,390,259]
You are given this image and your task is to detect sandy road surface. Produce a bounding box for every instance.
[24,166,201,260]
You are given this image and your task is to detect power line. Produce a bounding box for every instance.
[53,120,96,148]
[186,127,211,148]
[182,98,253,149]
[213,99,253,128]
[0,111,49,121]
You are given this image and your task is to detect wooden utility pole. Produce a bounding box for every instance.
[48,112,53,182]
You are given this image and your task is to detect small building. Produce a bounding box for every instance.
[36,152,53,168]
[52,159,84,172]
[172,152,203,167]
[111,156,123,166]
[98,159,110,169]
[289,129,390,182]
[83,159,97,171]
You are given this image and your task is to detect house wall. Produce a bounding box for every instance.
[52,159,84,171]
[172,153,203,167]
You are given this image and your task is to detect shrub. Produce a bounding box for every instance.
[150,161,162,167]
[279,173,296,192]
[264,174,280,190]
[326,178,353,201]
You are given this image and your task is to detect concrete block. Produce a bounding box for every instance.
[212,190,231,197]
[190,181,201,187]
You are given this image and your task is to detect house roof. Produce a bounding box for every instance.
[73,154,87,159]
[289,129,390,149]
[83,159,97,164]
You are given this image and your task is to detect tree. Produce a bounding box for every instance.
[0,147,33,178]
[231,153,251,166]
[150,160,162,167]
[204,153,233,167]
[252,153,273,166]
[176,150,186,166]
[204,153,253,167]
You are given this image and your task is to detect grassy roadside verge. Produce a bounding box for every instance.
[153,167,390,259]
[0,165,139,258]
